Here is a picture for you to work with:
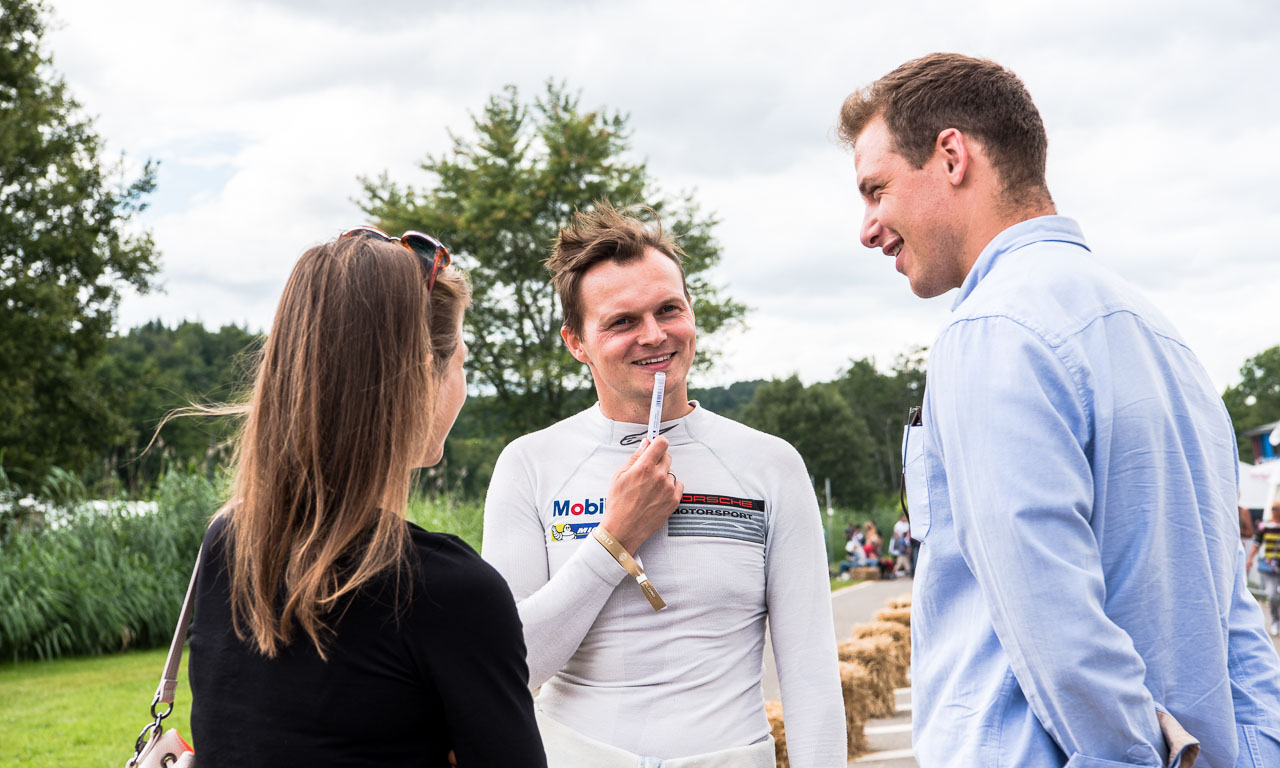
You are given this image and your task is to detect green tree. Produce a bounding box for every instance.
[1223,345,1280,462]
[741,376,879,510]
[359,82,746,437]
[689,379,765,421]
[834,347,928,492]
[0,0,158,484]
[95,321,261,492]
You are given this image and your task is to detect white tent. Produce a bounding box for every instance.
[1240,461,1280,594]
[1240,461,1280,510]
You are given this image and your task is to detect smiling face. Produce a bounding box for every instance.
[855,116,970,298]
[562,247,696,423]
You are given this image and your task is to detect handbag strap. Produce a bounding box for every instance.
[154,547,202,707]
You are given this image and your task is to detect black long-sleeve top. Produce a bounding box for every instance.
[189,514,546,767]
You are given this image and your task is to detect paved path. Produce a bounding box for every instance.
[761,578,917,767]
[1247,580,1280,655]
[852,687,914,766]
[763,579,1280,767]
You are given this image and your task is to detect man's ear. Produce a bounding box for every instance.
[561,325,592,365]
[936,128,970,188]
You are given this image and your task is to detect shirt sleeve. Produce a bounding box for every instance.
[481,442,628,688]
[1225,544,1280,761]
[927,316,1170,767]
[420,550,548,767]
[764,448,847,768]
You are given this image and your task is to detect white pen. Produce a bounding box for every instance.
[647,372,666,442]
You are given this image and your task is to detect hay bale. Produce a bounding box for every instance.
[837,636,902,718]
[847,565,881,581]
[839,660,875,758]
[887,596,912,610]
[765,699,788,768]
[852,621,911,684]
[874,607,911,628]
[854,619,910,650]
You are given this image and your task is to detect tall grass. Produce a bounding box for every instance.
[406,492,485,552]
[0,472,221,662]
[0,464,485,662]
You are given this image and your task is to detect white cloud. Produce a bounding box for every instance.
[44,0,1280,394]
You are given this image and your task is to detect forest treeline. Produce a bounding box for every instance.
[31,321,1280,514]
[67,320,929,511]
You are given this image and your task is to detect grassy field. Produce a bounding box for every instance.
[0,494,478,766]
[0,491,841,766]
[0,647,188,767]
[407,494,484,552]
[5,577,854,767]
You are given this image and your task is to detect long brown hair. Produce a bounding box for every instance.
[220,233,469,658]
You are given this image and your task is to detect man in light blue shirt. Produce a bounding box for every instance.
[838,53,1280,768]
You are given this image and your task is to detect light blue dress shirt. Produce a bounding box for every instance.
[906,216,1280,767]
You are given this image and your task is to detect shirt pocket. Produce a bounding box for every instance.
[1239,724,1280,767]
[903,424,932,540]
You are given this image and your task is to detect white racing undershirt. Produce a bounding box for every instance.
[481,403,845,766]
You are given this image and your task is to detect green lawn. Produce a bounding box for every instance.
[831,576,864,591]
[2,558,844,767]
[0,647,189,767]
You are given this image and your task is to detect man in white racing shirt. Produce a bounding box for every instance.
[482,202,845,767]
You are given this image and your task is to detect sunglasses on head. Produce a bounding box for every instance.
[340,225,452,294]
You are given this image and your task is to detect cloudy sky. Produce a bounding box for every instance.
[45,0,1280,391]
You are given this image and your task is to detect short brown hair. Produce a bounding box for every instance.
[547,201,688,335]
[839,53,1050,202]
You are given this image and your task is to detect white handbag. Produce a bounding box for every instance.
[125,550,200,767]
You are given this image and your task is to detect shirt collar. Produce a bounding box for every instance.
[951,215,1090,311]
[588,401,703,448]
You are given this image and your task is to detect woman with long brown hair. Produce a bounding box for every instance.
[187,229,545,766]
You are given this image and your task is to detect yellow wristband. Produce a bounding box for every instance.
[592,526,667,611]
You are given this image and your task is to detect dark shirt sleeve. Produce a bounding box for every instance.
[414,536,547,767]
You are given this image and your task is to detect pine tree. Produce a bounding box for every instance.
[360,82,745,437]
